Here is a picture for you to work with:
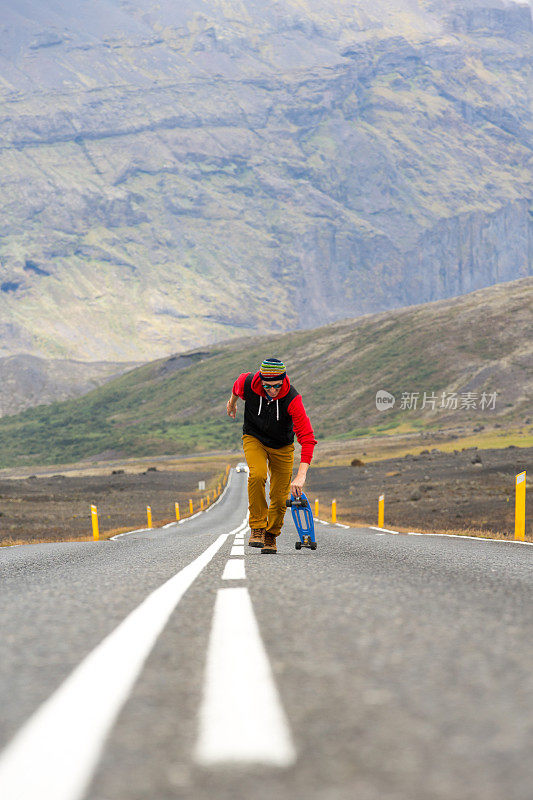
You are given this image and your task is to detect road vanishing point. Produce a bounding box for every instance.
[0,469,532,800]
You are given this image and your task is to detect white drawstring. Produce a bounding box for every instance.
[258,395,279,419]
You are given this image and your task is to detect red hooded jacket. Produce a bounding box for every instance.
[232,371,316,464]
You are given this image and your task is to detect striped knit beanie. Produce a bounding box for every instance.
[260,357,286,382]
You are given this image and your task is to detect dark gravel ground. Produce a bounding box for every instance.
[305,445,532,538]
[0,467,224,543]
[1,445,530,544]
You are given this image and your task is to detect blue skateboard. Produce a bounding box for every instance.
[286,492,317,551]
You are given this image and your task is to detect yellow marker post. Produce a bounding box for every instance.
[147,506,152,528]
[189,498,193,515]
[175,502,180,521]
[378,494,385,528]
[91,505,99,541]
[515,471,526,541]
[332,499,337,524]
[315,498,319,517]
[200,497,204,511]
[218,483,221,495]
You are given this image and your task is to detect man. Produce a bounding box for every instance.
[226,357,316,554]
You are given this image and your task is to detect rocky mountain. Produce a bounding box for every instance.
[0,0,531,363]
[0,276,530,468]
[0,355,140,418]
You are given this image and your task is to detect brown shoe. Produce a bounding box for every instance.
[261,531,277,554]
[248,528,265,547]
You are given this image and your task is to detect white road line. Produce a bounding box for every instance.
[369,525,400,534]
[369,525,533,546]
[178,510,203,523]
[308,520,532,547]
[222,559,246,580]
[204,470,234,514]
[230,545,245,556]
[195,587,296,767]
[0,533,232,800]
[111,527,150,539]
[232,519,249,535]
[407,531,533,546]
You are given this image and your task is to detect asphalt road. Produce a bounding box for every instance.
[0,470,532,800]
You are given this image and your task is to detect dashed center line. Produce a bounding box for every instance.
[195,523,296,767]
[222,559,246,580]
[195,587,296,767]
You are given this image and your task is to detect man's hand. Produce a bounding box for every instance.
[290,463,309,498]
[226,398,237,419]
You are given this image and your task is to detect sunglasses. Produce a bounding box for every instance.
[262,381,283,390]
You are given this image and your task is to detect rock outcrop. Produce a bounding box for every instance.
[0,0,530,361]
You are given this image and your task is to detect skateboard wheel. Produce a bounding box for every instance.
[285,498,292,507]
[295,541,302,550]
[310,542,317,550]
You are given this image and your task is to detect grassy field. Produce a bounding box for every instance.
[0,277,530,469]
[312,426,533,466]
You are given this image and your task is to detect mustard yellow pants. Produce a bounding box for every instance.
[242,434,294,537]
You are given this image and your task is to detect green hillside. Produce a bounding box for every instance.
[0,278,530,468]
